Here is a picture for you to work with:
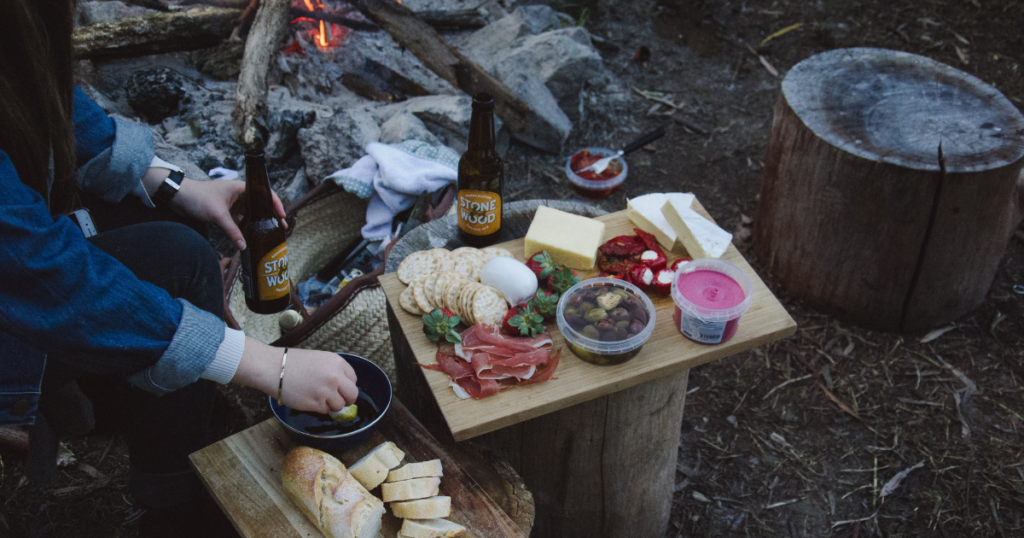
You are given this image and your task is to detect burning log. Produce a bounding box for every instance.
[292,7,487,31]
[350,0,568,153]
[73,7,241,61]
[342,59,432,102]
[233,0,290,147]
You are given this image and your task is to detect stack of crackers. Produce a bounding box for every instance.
[397,247,512,327]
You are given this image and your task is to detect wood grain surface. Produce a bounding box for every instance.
[190,399,527,538]
[754,47,1024,331]
[380,204,797,442]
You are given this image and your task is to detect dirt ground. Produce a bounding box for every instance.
[2,0,1023,537]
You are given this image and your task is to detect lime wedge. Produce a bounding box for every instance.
[329,404,358,423]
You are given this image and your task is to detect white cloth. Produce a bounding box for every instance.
[325,140,460,241]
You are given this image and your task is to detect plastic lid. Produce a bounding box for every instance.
[670,259,753,322]
[556,277,656,354]
[564,147,628,190]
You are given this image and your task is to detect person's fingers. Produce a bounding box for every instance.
[325,391,347,414]
[214,210,247,251]
[270,190,288,229]
[337,356,357,384]
[338,376,359,406]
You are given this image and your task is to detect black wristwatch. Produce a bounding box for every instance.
[154,170,184,207]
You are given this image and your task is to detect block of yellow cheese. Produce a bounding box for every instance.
[524,206,605,269]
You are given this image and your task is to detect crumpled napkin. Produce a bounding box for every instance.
[325,140,459,241]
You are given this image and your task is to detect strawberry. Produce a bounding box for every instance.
[547,267,580,294]
[501,303,546,338]
[525,251,559,283]
[423,308,461,343]
[529,289,559,320]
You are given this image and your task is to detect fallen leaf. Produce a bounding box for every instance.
[880,461,925,499]
[918,324,956,344]
[758,55,779,77]
[760,22,804,47]
[955,45,970,65]
[692,491,711,503]
[990,311,1007,336]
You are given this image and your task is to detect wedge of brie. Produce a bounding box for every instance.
[627,192,696,251]
[661,197,732,259]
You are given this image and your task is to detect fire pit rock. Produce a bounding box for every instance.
[75,0,156,26]
[460,5,572,59]
[379,111,442,147]
[125,67,200,123]
[297,108,381,183]
[379,95,507,155]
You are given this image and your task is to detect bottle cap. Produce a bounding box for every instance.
[472,92,495,108]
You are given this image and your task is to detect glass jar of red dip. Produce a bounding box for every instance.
[670,259,753,344]
[564,147,628,199]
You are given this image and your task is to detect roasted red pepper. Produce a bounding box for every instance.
[597,253,634,276]
[599,235,645,256]
[652,269,674,296]
[639,249,667,272]
[627,264,654,292]
[633,228,661,252]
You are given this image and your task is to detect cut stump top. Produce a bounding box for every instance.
[783,47,1024,173]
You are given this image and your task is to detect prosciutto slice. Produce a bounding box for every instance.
[422,323,560,399]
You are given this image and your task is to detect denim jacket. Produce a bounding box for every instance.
[0,88,226,426]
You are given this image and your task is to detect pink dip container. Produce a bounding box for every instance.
[670,259,753,344]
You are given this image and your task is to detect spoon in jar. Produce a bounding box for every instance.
[577,127,666,175]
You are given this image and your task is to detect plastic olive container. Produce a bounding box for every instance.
[670,259,753,345]
[564,147,628,199]
[556,277,656,366]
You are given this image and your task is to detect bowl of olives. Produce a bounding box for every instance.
[556,277,656,366]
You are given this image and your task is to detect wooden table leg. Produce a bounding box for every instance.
[477,369,689,538]
[389,301,690,538]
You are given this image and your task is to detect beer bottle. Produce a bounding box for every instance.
[241,148,291,314]
[457,93,504,247]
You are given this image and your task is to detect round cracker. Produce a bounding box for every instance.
[481,247,513,260]
[452,247,480,256]
[473,287,508,327]
[412,274,436,314]
[399,284,424,315]
[458,283,480,322]
[451,250,482,280]
[429,248,455,273]
[445,276,469,315]
[397,250,438,284]
[433,272,455,310]
[467,255,486,282]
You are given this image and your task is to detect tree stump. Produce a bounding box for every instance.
[754,48,1024,332]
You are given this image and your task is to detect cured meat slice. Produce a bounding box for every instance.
[453,376,500,399]
[422,346,475,380]
[518,348,561,385]
[471,352,541,380]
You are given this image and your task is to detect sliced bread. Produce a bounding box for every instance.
[349,442,406,490]
[381,477,441,502]
[390,496,451,519]
[398,518,466,538]
[387,460,444,483]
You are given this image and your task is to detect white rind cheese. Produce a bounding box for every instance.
[661,197,732,259]
[627,193,695,251]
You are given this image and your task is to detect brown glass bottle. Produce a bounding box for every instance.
[241,148,291,314]
[457,93,504,247]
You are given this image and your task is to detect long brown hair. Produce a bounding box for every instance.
[0,0,78,214]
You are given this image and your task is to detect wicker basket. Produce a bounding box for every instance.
[222,182,451,384]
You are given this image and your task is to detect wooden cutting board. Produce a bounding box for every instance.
[380,203,797,442]
[190,398,525,538]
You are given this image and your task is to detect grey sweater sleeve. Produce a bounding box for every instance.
[75,117,155,204]
[127,299,226,396]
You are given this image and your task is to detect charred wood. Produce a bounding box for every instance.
[73,7,241,61]
[233,0,290,148]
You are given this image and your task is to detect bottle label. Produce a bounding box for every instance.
[256,243,290,301]
[458,190,501,236]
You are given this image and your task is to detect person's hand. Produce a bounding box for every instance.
[231,338,359,414]
[170,178,287,251]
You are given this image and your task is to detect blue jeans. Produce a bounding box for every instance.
[42,193,223,509]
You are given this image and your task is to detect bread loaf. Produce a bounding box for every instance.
[390,496,451,519]
[381,477,441,502]
[280,446,385,538]
[387,460,444,483]
[349,442,406,490]
[398,518,466,538]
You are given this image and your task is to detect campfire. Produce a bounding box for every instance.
[289,0,351,51]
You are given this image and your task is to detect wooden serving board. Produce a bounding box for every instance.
[380,204,798,442]
[189,399,526,538]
